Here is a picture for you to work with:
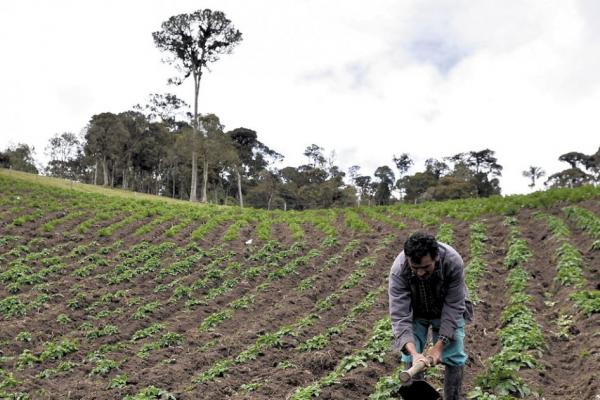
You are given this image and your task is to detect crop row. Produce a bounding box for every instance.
[191,235,394,396]
[290,317,393,400]
[469,218,545,399]
[537,212,600,318]
[0,234,304,397]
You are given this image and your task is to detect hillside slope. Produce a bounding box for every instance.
[0,171,599,399]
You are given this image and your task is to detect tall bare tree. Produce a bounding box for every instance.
[153,9,242,202]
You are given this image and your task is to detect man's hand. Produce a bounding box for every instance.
[404,342,432,367]
[412,353,432,368]
[427,341,444,365]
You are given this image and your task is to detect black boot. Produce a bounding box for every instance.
[444,365,463,400]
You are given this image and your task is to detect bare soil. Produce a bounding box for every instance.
[0,199,598,400]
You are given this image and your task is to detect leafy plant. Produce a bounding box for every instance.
[158,332,183,348]
[298,334,328,352]
[239,382,261,393]
[133,301,161,320]
[108,373,128,389]
[199,309,233,331]
[85,325,119,341]
[40,339,78,361]
[123,386,176,399]
[16,350,39,370]
[436,223,454,245]
[571,290,600,316]
[131,323,164,342]
[193,360,233,383]
[15,331,32,343]
[90,358,119,376]
[0,297,27,318]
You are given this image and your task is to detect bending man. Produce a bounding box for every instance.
[389,232,473,400]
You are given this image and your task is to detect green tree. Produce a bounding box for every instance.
[347,165,361,205]
[522,166,545,189]
[134,93,191,131]
[153,9,243,202]
[0,144,38,174]
[465,149,503,176]
[197,114,238,203]
[275,147,352,210]
[424,176,477,201]
[246,169,283,210]
[228,127,282,207]
[278,166,301,210]
[84,113,128,186]
[355,175,373,206]
[132,122,170,194]
[393,153,413,176]
[546,150,595,188]
[45,132,81,178]
[446,149,502,196]
[558,151,588,169]
[374,165,395,205]
[347,165,361,183]
[424,158,449,179]
[400,171,438,203]
[117,111,149,189]
[585,146,600,183]
[545,168,593,188]
[393,153,413,199]
[303,144,326,168]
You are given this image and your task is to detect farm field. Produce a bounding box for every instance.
[0,169,599,400]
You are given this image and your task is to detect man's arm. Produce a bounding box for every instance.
[439,252,466,340]
[389,256,415,354]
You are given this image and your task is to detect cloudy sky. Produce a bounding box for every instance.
[1,0,599,194]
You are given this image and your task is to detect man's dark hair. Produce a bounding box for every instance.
[404,232,439,262]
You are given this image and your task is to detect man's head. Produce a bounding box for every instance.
[404,232,439,279]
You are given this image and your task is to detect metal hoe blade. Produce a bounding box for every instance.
[397,380,441,400]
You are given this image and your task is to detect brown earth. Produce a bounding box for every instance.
[0,200,599,400]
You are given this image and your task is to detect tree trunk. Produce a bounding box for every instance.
[190,151,198,201]
[190,69,202,202]
[93,160,98,185]
[267,193,272,210]
[110,165,115,188]
[172,169,176,198]
[102,156,108,186]
[201,158,208,203]
[156,159,161,195]
[236,167,244,208]
[123,155,130,189]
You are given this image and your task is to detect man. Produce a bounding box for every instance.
[389,232,473,400]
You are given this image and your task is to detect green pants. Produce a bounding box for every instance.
[401,318,467,367]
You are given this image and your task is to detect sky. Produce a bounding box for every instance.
[1,0,599,195]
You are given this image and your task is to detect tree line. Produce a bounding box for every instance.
[2,129,599,210]
[2,8,599,209]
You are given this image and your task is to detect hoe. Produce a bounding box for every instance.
[397,357,441,400]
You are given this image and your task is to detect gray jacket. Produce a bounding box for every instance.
[388,242,473,353]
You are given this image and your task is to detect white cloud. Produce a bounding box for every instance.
[0,0,598,195]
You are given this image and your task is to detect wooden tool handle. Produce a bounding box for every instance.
[399,357,433,383]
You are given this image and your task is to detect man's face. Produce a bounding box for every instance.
[408,254,437,279]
